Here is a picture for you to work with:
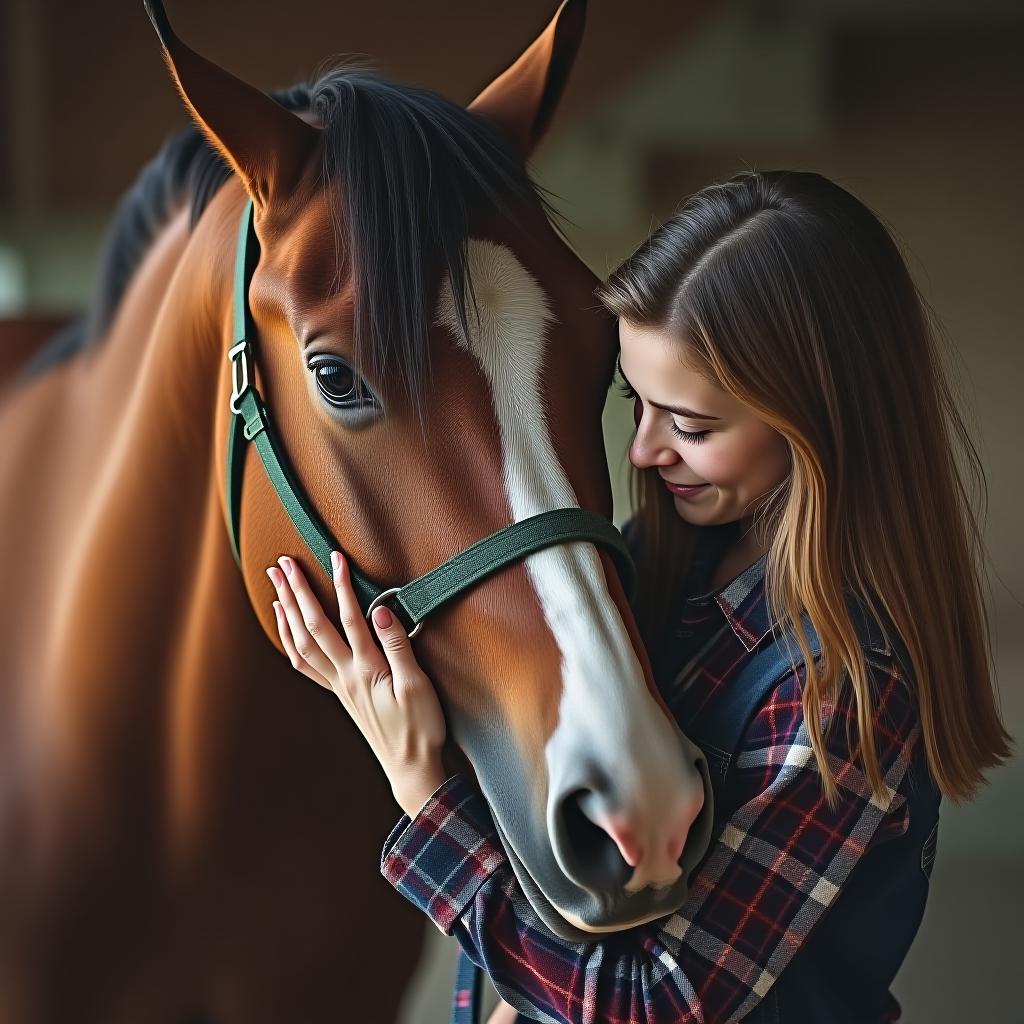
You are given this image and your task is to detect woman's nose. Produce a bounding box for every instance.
[629,420,678,469]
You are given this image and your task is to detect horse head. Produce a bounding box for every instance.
[145,0,713,940]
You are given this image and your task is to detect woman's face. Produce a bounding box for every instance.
[618,320,791,528]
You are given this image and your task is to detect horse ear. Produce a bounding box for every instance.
[468,0,586,158]
[143,0,318,211]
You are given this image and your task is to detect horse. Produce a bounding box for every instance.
[0,2,712,1020]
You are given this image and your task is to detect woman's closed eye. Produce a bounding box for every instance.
[667,420,709,444]
[614,376,710,444]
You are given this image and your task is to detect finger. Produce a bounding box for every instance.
[269,560,342,680]
[331,550,381,662]
[371,605,424,680]
[273,600,331,690]
[276,555,356,667]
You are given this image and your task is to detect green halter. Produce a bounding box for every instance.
[224,198,635,637]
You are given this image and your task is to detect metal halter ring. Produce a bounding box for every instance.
[366,587,423,640]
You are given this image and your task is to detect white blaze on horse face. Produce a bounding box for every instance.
[436,240,698,898]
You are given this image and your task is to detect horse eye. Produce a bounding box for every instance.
[308,356,376,410]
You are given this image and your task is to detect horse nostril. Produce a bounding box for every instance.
[558,789,633,891]
[552,766,710,895]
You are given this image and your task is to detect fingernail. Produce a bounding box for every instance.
[331,551,340,572]
[266,567,279,586]
[372,606,392,628]
[280,556,293,576]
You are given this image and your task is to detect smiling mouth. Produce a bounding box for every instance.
[663,480,710,497]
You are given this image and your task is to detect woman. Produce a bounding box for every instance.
[264,170,1010,1023]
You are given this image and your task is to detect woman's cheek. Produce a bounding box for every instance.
[727,426,790,499]
[694,437,743,488]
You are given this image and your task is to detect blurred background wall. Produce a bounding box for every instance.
[1,1,1020,1020]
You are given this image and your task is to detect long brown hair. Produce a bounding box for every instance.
[598,170,1011,804]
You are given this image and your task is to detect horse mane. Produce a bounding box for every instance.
[18,65,548,413]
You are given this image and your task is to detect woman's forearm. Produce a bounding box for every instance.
[382,775,713,1024]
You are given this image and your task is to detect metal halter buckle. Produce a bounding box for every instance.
[228,340,250,414]
[366,586,423,639]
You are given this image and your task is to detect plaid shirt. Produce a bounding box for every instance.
[381,527,922,1023]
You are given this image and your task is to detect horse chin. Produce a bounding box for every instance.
[472,737,713,942]
[489,811,698,941]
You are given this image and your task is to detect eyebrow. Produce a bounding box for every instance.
[616,356,722,421]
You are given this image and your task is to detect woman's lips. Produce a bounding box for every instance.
[663,480,710,499]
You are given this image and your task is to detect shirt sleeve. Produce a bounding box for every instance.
[381,657,919,1024]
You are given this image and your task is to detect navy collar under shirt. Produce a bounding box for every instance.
[653,520,776,717]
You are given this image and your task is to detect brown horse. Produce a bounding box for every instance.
[0,2,712,1020]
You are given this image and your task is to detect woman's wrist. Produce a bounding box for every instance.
[392,759,450,818]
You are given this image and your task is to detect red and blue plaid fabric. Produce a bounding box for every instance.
[381,545,921,1023]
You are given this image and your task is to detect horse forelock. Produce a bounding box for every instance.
[311,66,547,430]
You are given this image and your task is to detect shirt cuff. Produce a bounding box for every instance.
[380,774,508,935]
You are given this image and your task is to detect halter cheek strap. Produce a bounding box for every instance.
[224,198,635,635]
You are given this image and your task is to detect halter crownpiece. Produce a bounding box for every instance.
[224,198,635,636]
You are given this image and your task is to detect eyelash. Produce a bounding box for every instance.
[668,421,710,445]
[614,378,710,445]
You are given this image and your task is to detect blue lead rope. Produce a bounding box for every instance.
[452,946,484,1024]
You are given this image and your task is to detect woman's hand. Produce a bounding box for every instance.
[486,998,521,1024]
[266,551,449,819]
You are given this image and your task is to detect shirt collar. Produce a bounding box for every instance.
[685,525,775,652]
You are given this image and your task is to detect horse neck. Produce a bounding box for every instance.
[2,183,407,875]
[32,185,249,687]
